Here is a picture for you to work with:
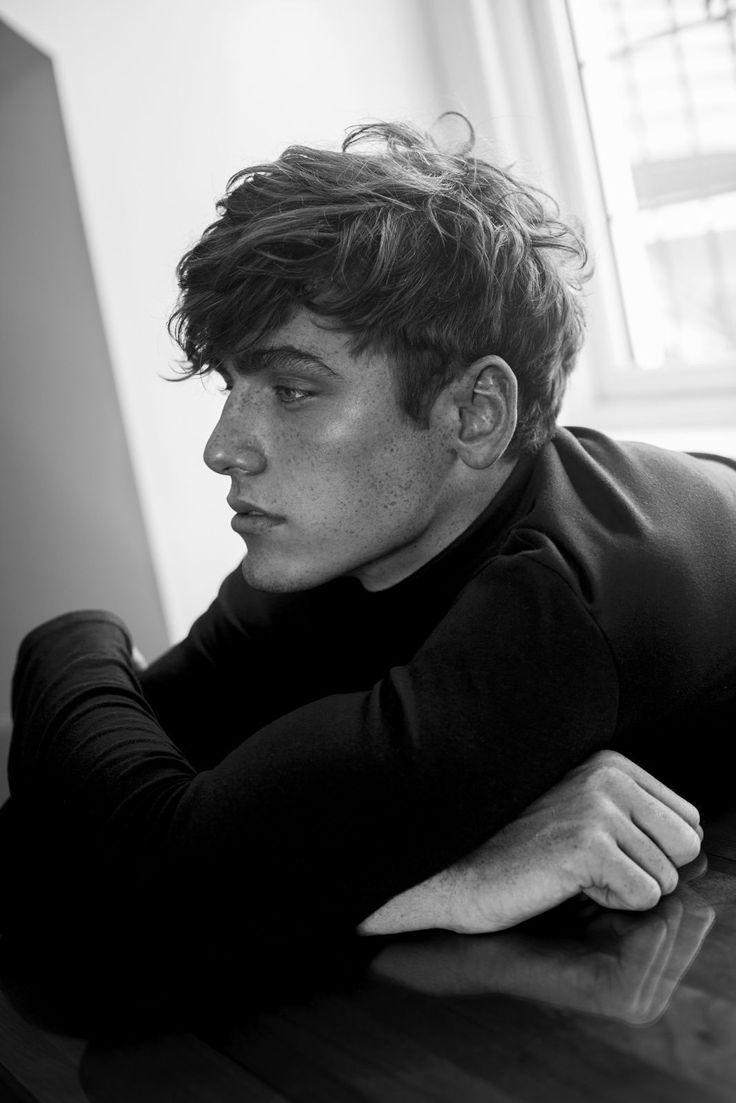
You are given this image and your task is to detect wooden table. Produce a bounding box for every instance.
[2,810,736,1102]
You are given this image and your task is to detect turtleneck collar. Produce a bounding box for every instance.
[335,447,540,607]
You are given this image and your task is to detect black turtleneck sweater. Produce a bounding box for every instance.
[4,427,736,989]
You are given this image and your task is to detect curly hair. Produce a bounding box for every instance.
[169,117,591,453]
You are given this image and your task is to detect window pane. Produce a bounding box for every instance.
[567,0,736,372]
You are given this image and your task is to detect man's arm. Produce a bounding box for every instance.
[135,568,287,768]
[357,750,702,935]
[7,560,624,952]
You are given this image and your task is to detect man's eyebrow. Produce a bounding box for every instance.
[232,345,342,378]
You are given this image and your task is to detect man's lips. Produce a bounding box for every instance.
[228,500,286,534]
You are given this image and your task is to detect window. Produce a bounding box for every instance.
[429,0,735,442]
[566,0,736,390]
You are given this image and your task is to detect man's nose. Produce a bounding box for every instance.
[203,399,267,476]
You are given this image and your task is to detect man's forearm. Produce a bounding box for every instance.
[7,604,627,950]
[7,612,497,942]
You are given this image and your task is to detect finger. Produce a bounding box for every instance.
[617,824,680,896]
[607,753,700,830]
[626,788,702,869]
[583,848,663,912]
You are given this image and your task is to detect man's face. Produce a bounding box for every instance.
[203,309,461,592]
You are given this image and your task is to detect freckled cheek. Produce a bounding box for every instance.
[276,421,437,534]
[332,455,427,537]
[280,418,376,478]
[304,457,396,536]
[272,438,358,520]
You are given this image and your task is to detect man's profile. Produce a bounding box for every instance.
[1,118,733,1004]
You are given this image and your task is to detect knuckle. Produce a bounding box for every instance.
[576,822,607,854]
[584,751,621,782]
[588,749,622,768]
[584,761,622,797]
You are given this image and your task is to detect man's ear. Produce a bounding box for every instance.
[450,356,518,469]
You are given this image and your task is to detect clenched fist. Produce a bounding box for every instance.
[358,751,703,936]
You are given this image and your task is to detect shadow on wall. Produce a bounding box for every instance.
[0,19,169,733]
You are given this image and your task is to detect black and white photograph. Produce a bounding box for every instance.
[0,1,735,1099]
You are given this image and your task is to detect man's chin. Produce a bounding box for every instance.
[239,555,329,594]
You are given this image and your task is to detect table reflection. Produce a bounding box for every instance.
[370,883,714,1025]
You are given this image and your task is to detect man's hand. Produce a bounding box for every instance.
[357,750,702,936]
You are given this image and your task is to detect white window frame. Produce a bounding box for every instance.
[428,0,736,436]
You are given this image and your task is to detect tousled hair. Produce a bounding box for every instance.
[169,117,591,453]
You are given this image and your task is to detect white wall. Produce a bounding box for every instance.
[0,20,170,731]
[0,19,179,792]
[0,0,448,645]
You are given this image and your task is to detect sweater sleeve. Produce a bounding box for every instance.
[137,568,285,769]
[6,559,619,964]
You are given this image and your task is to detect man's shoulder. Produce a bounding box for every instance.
[451,424,736,628]
[534,426,736,536]
[550,425,736,486]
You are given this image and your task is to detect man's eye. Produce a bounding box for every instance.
[274,385,313,404]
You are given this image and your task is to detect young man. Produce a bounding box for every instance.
[3,121,733,993]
